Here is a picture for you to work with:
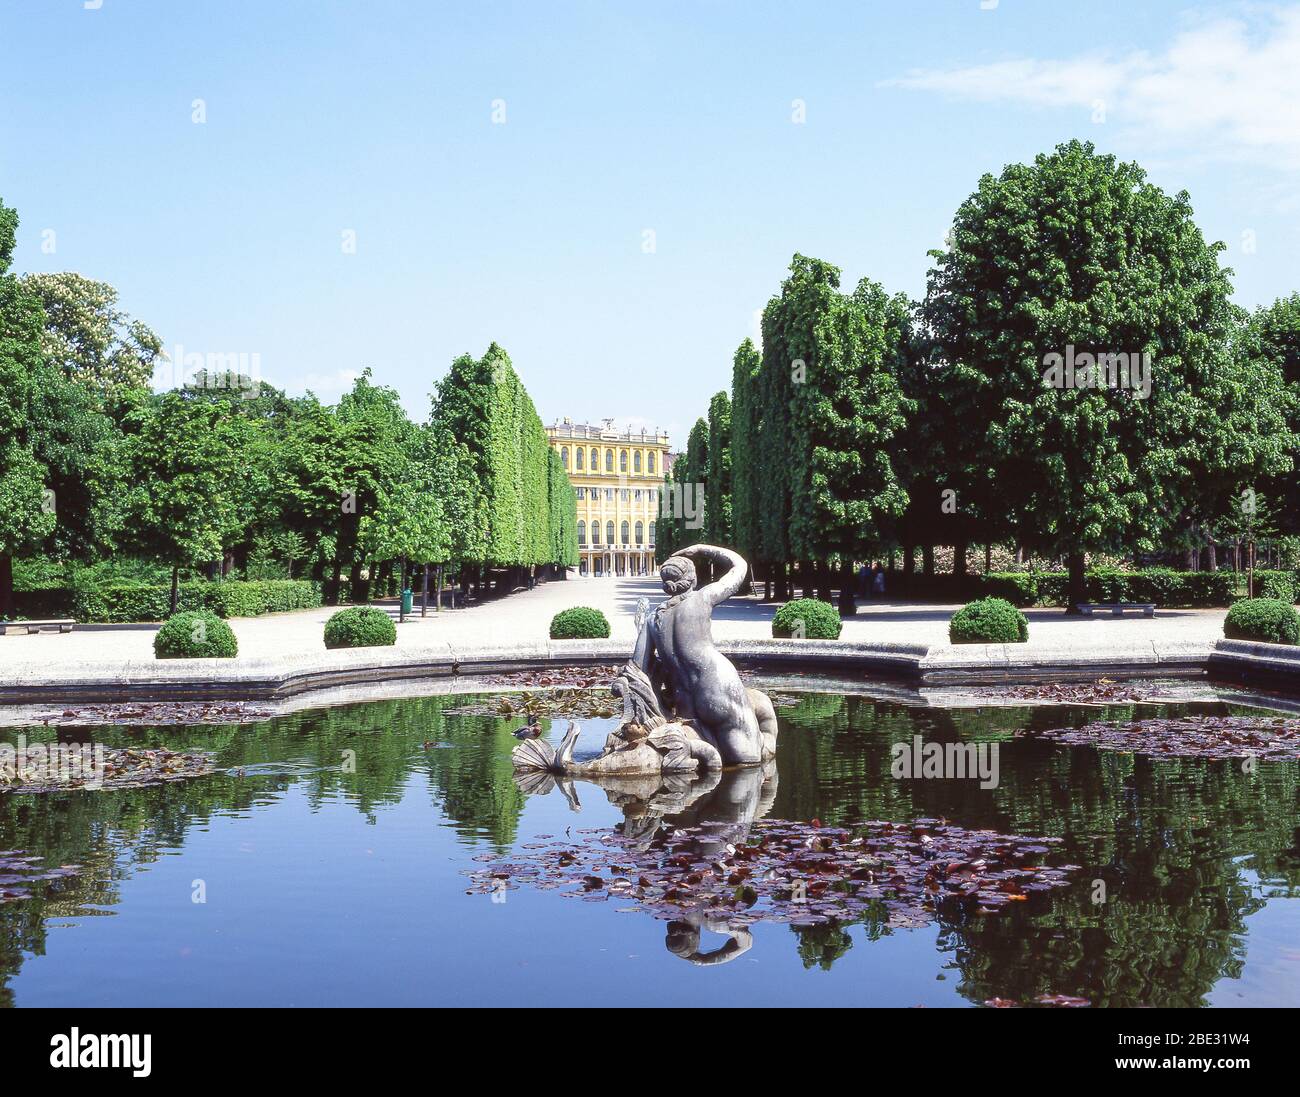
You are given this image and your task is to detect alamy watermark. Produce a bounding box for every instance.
[891,734,1000,789]
[1042,345,1151,400]
[153,343,262,398]
[0,735,107,791]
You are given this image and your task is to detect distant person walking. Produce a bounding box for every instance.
[871,562,886,598]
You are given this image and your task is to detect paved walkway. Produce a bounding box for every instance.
[0,575,1229,676]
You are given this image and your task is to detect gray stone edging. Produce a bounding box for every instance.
[4,636,1300,704]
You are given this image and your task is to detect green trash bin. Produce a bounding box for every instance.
[401,588,413,616]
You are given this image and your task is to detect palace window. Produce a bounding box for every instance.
[606,521,614,544]
[621,489,629,501]
[647,452,655,474]
[577,520,586,545]
[634,451,642,473]
[621,520,630,545]
[590,448,597,470]
[561,447,569,469]
[635,521,643,544]
[576,448,584,470]
[592,523,600,544]
[576,487,585,500]
[649,521,656,544]
[620,450,628,472]
[605,450,614,472]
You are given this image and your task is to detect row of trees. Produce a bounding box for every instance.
[0,200,577,617]
[661,141,1300,613]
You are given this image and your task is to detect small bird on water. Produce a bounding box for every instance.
[513,715,542,740]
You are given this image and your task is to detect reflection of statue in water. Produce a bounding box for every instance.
[607,763,778,966]
[513,544,778,777]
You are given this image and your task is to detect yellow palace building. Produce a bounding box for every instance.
[546,418,672,578]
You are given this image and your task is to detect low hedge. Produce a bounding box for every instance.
[324,605,397,649]
[549,607,611,640]
[10,580,321,623]
[1254,571,1297,604]
[1223,598,1300,645]
[949,597,1029,644]
[772,598,843,640]
[887,569,1286,609]
[154,610,238,659]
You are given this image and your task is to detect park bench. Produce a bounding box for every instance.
[0,618,76,635]
[1075,603,1155,618]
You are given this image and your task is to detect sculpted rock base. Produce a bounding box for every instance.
[512,719,723,778]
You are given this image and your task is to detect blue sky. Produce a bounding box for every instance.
[4,0,1299,445]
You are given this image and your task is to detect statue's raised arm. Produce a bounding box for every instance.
[672,544,747,607]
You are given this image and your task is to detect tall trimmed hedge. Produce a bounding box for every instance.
[432,343,574,570]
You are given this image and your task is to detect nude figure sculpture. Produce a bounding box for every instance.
[512,544,778,777]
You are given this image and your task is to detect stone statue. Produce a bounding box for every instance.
[513,544,778,778]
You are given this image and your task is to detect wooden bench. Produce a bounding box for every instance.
[1075,603,1155,618]
[0,618,76,635]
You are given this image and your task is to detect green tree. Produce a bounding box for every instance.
[20,271,162,396]
[1246,293,1300,536]
[729,339,763,573]
[706,390,732,548]
[121,390,246,612]
[0,199,54,617]
[923,140,1290,609]
[684,416,709,535]
[777,259,913,614]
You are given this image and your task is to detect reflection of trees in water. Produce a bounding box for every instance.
[0,695,532,1002]
[2,691,1298,1005]
[771,694,1300,1004]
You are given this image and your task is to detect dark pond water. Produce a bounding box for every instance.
[1,689,1298,1007]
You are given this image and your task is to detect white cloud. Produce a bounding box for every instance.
[884,6,1300,169]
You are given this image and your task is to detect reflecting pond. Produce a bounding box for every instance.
[1,689,1298,1007]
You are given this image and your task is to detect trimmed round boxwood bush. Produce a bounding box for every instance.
[324,605,397,649]
[772,598,842,640]
[154,610,238,659]
[949,597,1029,644]
[549,607,611,640]
[1223,597,1300,645]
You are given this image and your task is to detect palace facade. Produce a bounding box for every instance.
[545,419,672,578]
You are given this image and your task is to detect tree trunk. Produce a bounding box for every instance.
[170,564,180,616]
[1184,545,1198,571]
[421,563,429,617]
[817,561,833,603]
[953,539,968,578]
[922,545,934,577]
[984,544,992,574]
[837,558,856,618]
[903,545,915,577]
[0,553,13,620]
[1206,541,1218,572]
[1065,552,1086,614]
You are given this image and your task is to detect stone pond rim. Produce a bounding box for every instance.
[2,636,1300,704]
